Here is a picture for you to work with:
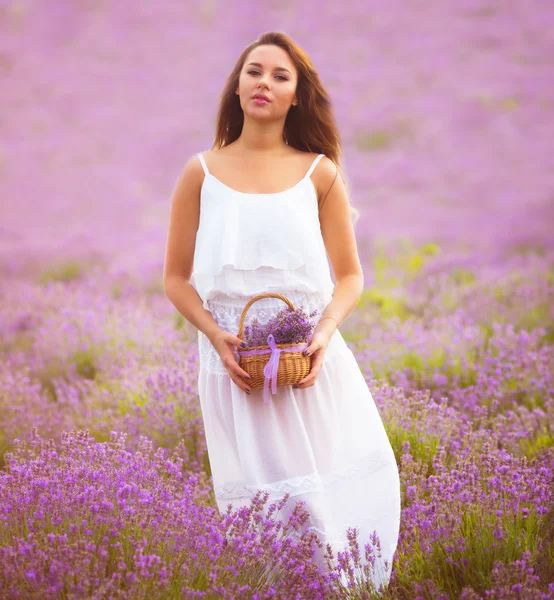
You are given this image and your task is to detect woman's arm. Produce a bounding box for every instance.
[313,158,365,338]
[163,155,252,392]
[163,155,222,343]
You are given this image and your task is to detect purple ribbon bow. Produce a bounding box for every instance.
[238,334,309,404]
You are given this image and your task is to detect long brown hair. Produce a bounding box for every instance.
[210,31,359,223]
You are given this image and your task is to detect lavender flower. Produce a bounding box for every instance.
[243,306,320,347]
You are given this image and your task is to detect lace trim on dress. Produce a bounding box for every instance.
[197,292,343,373]
[192,261,335,311]
[216,450,401,552]
[214,449,395,502]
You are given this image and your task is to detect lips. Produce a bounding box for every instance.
[252,93,270,102]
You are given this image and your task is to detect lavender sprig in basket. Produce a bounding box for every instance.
[243,305,319,347]
[236,293,320,403]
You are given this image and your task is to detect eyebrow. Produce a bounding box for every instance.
[246,62,292,75]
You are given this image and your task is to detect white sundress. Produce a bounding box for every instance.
[191,151,401,589]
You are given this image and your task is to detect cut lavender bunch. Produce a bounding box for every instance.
[242,305,320,347]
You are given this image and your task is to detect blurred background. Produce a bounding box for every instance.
[1,4,553,594]
[1,0,553,285]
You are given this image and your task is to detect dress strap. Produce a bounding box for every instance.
[197,152,209,176]
[306,153,325,178]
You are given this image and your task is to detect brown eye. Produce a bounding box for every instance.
[247,70,288,81]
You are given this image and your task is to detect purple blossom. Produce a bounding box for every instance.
[243,306,320,347]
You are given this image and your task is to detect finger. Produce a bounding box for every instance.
[223,353,252,384]
[234,365,252,381]
[309,351,324,368]
[294,378,314,388]
[303,351,323,373]
[222,331,247,349]
[230,372,252,393]
[295,373,313,386]
[235,335,248,349]
[296,362,322,386]
[303,341,320,356]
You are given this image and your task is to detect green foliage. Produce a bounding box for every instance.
[356,129,394,151]
[427,348,446,371]
[341,329,368,344]
[447,355,479,388]
[0,332,34,354]
[173,312,186,330]
[359,287,409,320]
[371,239,441,285]
[35,361,65,401]
[518,304,552,335]
[519,426,554,459]
[393,494,544,597]
[420,242,441,256]
[0,430,8,471]
[500,96,519,111]
[145,278,164,296]
[361,342,477,392]
[38,260,84,284]
[387,424,440,475]
[476,93,519,112]
[73,348,98,380]
[450,267,476,286]
[356,118,416,153]
[34,345,102,400]
[117,391,148,418]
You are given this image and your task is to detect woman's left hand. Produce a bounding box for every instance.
[293,330,332,389]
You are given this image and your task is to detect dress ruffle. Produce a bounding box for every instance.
[192,263,335,310]
[191,173,334,309]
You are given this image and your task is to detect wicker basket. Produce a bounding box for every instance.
[236,292,312,401]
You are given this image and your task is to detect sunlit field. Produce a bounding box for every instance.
[1,1,553,598]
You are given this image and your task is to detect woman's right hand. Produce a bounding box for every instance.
[209,329,253,394]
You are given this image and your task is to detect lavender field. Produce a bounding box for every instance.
[1,1,553,598]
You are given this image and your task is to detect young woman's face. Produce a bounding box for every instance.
[236,44,298,119]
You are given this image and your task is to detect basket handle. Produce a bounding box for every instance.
[237,292,296,338]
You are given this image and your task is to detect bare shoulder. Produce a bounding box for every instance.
[203,148,222,160]
[202,147,233,171]
[189,151,209,177]
[205,145,239,160]
[163,152,207,283]
[168,152,206,211]
[292,148,331,170]
[176,151,205,178]
[310,154,338,203]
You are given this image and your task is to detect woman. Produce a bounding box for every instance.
[163,31,401,590]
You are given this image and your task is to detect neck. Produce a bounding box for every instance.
[233,117,289,155]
